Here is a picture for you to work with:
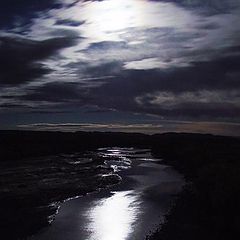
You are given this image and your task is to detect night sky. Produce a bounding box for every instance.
[0,0,240,135]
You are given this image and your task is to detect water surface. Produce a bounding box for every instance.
[31,148,184,240]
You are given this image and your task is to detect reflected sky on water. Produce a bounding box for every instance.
[31,148,183,240]
[85,190,141,240]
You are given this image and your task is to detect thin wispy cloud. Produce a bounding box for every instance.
[18,121,240,136]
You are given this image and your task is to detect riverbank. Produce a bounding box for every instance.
[147,133,240,240]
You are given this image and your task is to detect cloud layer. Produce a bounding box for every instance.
[0,0,240,135]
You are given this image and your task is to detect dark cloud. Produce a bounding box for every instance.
[0,103,26,109]
[83,51,240,120]
[24,110,72,114]
[82,61,122,76]
[84,108,116,114]
[15,47,240,121]
[0,0,240,134]
[0,36,78,85]
[0,0,62,29]
[151,0,239,14]
[86,41,128,50]
[89,51,240,95]
[20,82,89,104]
[55,19,85,27]
[136,102,240,119]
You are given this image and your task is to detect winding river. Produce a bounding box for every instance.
[31,148,184,240]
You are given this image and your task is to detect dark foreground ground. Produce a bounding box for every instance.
[0,130,240,240]
[148,133,240,240]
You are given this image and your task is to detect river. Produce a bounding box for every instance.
[31,147,184,240]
